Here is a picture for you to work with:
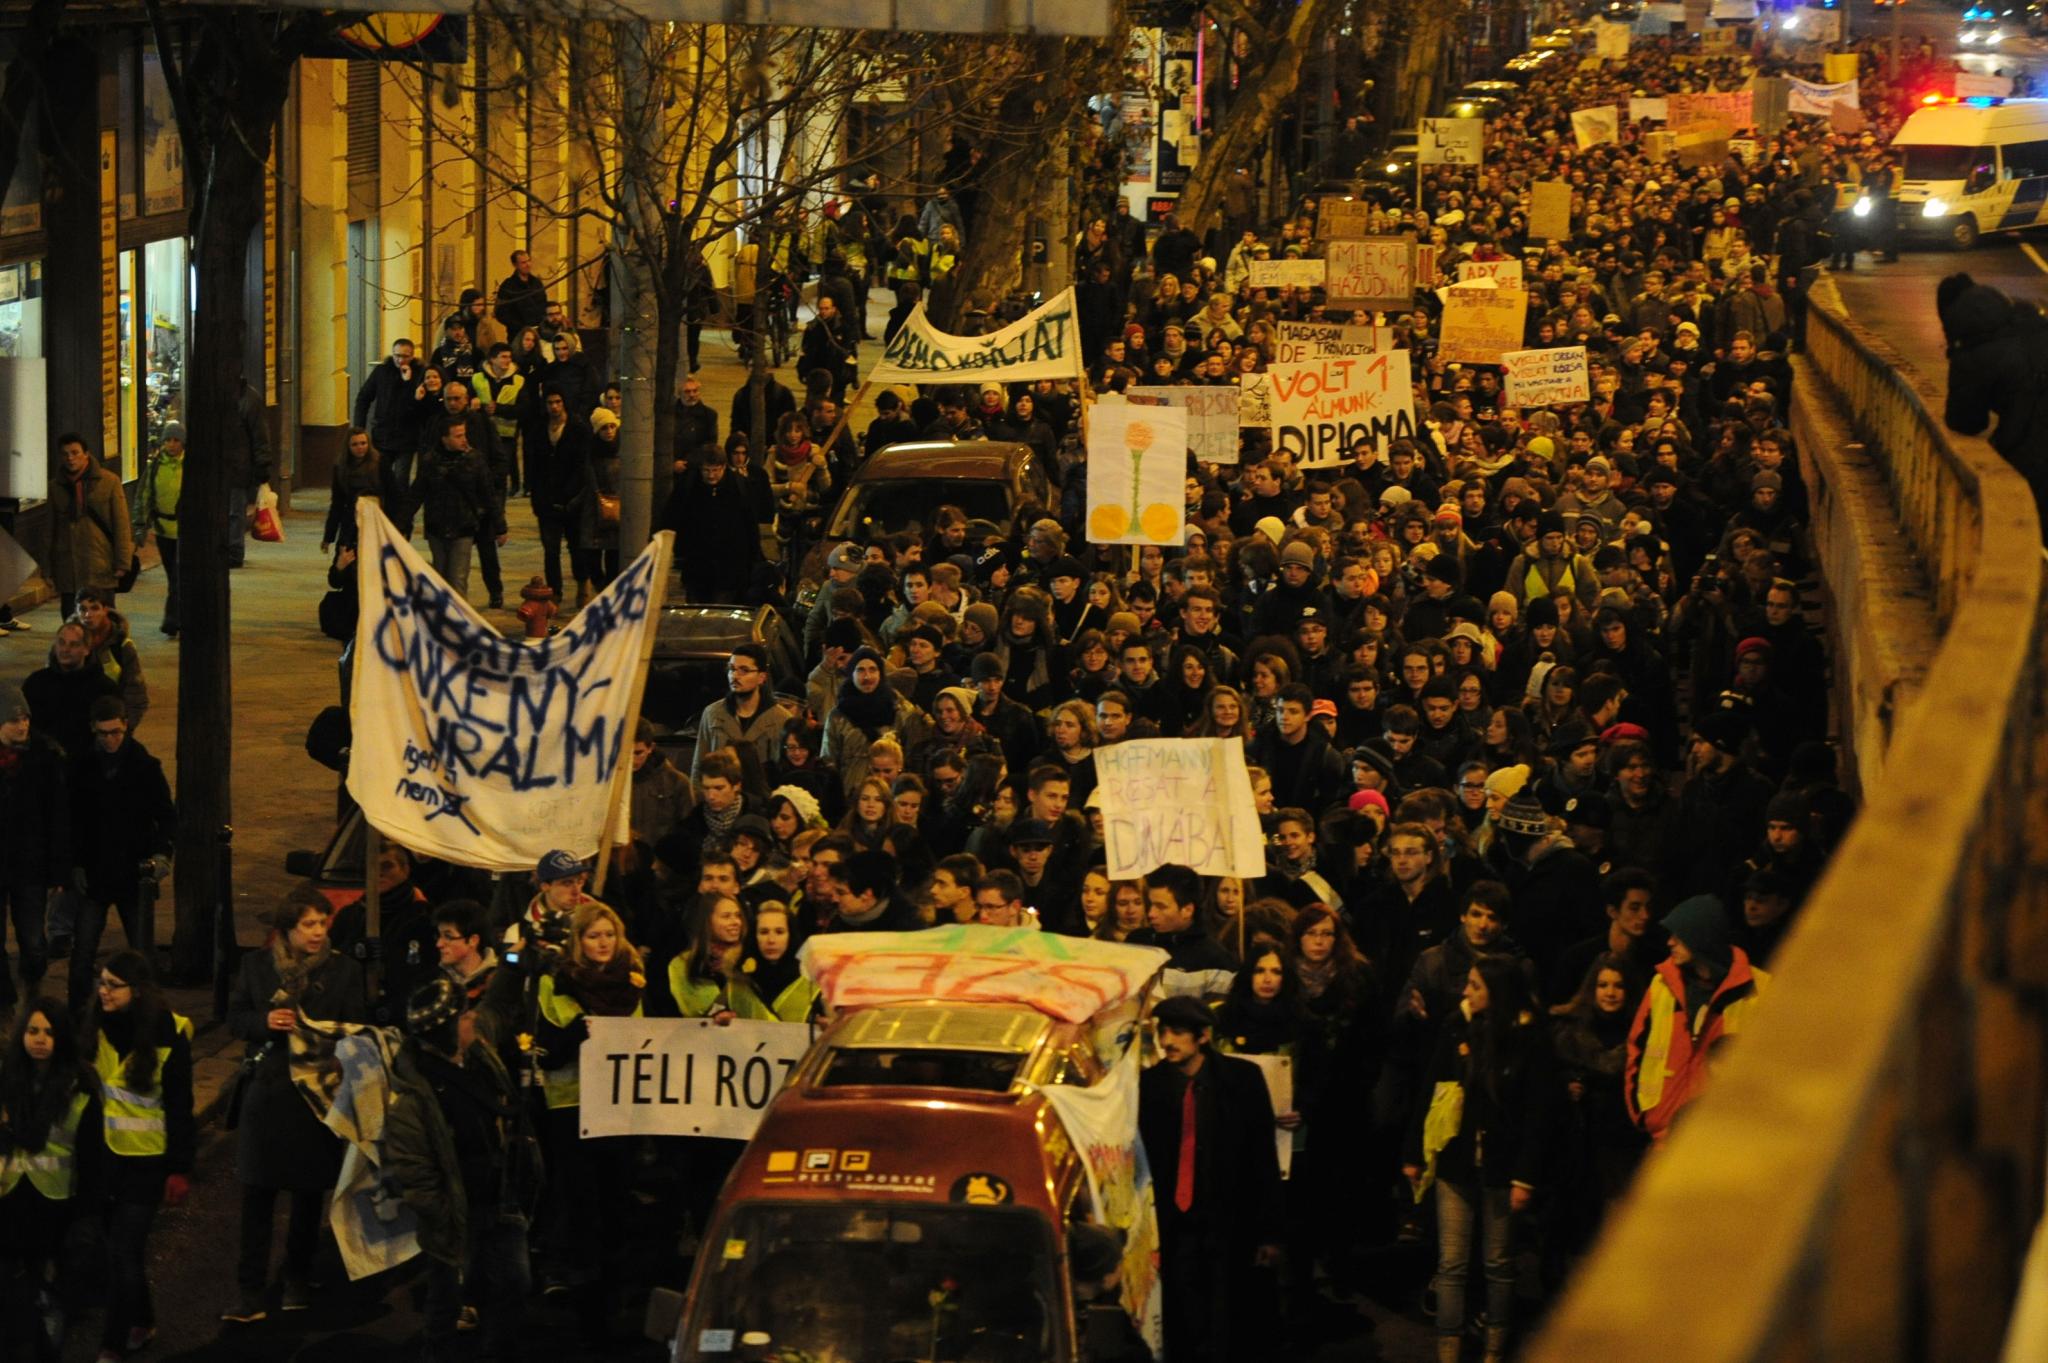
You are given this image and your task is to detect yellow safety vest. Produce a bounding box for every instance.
[96,1012,192,1158]
[0,1089,90,1199]
[536,974,642,1110]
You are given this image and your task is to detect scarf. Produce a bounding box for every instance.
[745,951,804,1006]
[835,649,899,737]
[1295,956,1339,1001]
[270,933,334,1006]
[703,798,742,841]
[566,953,643,1017]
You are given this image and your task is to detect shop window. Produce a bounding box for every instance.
[0,262,44,359]
[142,237,186,460]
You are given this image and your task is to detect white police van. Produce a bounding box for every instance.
[1890,97,2048,249]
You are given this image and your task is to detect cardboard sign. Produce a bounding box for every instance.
[1630,96,1669,122]
[1458,258,1524,287]
[1086,402,1188,544]
[1418,117,1484,166]
[1501,346,1591,407]
[1264,346,1417,464]
[1824,51,1860,84]
[1238,373,1272,429]
[1668,89,1753,133]
[1676,123,1734,168]
[579,1017,814,1139]
[1595,19,1632,56]
[1438,283,1528,365]
[1246,258,1327,290]
[1325,237,1415,309]
[1126,385,1242,463]
[1530,180,1572,241]
[1317,197,1374,240]
[1572,105,1620,149]
[1097,738,1267,880]
[1272,320,1391,363]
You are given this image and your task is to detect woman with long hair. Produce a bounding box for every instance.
[1245,652,1293,731]
[222,893,367,1323]
[1551,953,1649,1252]
[83,951,192,1361]
[1404,954,1554,1363]
[1196,685,1255,743]
[766,785,828,856]
[735,902,820,1022]
[1166,644,1215,737]
[1045,699,1100,806]
[534,903,646,1301]
[0,998,102,1363]
[321,427,383,553]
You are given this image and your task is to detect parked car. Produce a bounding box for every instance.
[792,440,1052,603]
[640,603,805,752]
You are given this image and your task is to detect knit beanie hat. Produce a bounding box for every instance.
[1494,791,1552,837]
[770,784,825,830]
[1485,764,1532,800]
[963,602,1001,640]
[1663,894,1734,969]
[1488,591,1518,620]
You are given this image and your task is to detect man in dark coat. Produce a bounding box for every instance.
[492,249,549,333]
[23,620,121,760]
[352,339,427,483]
[1139,995,1283,1363]
[1939,274,2048,541]
[67,696,174,1015]
[1675,710,1776,902]
[665,445,762,603]
[0,685,66,1014]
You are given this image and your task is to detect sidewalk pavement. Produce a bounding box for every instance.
[2,323,823,1123]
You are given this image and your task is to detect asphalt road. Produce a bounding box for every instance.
[1829,231,2048,379]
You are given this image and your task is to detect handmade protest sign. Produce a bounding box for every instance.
[1316,197,1373,240]
[1786,77,1858,116]
[1595,19,1632,56]
[1325,237,1414,310]
[1458,258,1524,287]
[799,924,1170,1025]
[579,1017,813,1139]
[1571,105,1620,149]
[1501,346,1591,407]
[1128,385,1242,463]
[347,501,670,871]
[1241,1054,1297,1177]
[1438,284,1529,365]
[1668,89,1753,133]
[1096,737,1268,880]
[1272,320,1392,364]
[1087,402,1188,544]
[1530,181,1572,240]
[1263,345,1416,463]
[1247,258,1326,291]
[867,286,1083,384]
[1418,117,1484,166]
[1630,96,1669,122]
[1238,373,1273,429]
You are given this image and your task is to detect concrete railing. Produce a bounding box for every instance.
[1528,280,2048,1363]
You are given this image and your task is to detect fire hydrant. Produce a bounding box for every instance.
[517,575,558,638]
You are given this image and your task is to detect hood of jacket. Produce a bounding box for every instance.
[1943,282,2017,350]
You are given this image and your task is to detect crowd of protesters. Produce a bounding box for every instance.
[0,18,1916,1363]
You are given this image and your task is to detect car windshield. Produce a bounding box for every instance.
[1901,144,1993,181]
[818,1048,1025,1091]
[682,1203,1059,1363]
[826,478,1013,539]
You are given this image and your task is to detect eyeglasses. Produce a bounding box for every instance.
[727,663,761,676]
[1457,781,1487,792]
[97,976,132,993]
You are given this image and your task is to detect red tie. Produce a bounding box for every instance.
[1175,1080,1197,1213]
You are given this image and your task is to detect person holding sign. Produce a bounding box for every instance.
[533,904,645,1302]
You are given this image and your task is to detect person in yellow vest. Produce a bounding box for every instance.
[473,343,529,498]
[0,997,104,1363]
[668,893,773,1021]
[84,950,191,1362]
[138,424,184,638]
[532,902,643,1303]
[735,901,820,1023]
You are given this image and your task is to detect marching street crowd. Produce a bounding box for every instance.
[0,16,1907,1363]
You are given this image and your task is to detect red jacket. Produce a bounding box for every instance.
[1625,949,1769,1140]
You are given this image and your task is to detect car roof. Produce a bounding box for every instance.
[856,440,1034,481]
[1895,99,2048,143]
[655,604,761,654]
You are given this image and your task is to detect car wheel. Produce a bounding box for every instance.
[1952,216,1980,250]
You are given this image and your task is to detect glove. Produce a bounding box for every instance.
[162,1174,190,1208]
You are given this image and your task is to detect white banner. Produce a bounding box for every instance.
[1086,401,1188,545]
[1039,1043,1164,1353]
[578,1017,814,1139]
[1501,346,1591,407]
[1127,385,1242,463]
[1266,346,1416,465]
[347,502,671,871]
[1572,105,1620,149]
[1418,117,1484,165]
[800,924,1169,1024]
[1096,738,1267,880]
[1786,77,1858,116]
[1458,258,1524,287]
[1272,320,1392,363]
[1247,258,1327,291]
[866,286,1084,385]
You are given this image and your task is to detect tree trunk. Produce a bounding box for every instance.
[1175,0,1341,235]
[170,50,288,982]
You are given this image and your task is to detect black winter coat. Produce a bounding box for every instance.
[228,946,368,1188]
[1138,1051,1283,1243]
[410,446,501,541]
[1942,281,2048,537]
[0,736,68,883]
[1406,1008,1556,1192]
[71,737,174,902]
